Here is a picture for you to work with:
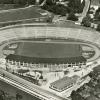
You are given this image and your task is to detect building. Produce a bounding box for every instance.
[5,54,86,72]
[50,75,79,92]
[91,0,100,10]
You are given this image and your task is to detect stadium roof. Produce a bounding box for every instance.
[6,54,86,64]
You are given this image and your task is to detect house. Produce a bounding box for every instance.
[91,0,100,10]
[50,75,79,92]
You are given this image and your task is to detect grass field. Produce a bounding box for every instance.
[14,41,82,58]
[0,6,49,23]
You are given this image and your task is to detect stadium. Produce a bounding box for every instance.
[0,23,100,100]
[0,1,99,99]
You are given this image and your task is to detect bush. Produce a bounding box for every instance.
[82,16,91,27]
[71,90,85,100]
[68,0,85,13]
[96,24,100,31]
[67,12,78,21]
[42,4,70,16]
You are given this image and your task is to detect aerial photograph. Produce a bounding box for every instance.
[0,0,100,100]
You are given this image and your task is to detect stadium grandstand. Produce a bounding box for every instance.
[5,43,86,72]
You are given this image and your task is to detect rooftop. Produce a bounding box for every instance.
[50,75,79,92]
[6,54,86,64]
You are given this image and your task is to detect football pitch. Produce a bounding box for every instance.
[15,41,82,58]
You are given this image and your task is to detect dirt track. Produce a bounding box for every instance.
[0,24,99,62]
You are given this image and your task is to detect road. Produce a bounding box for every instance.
[78,0,90,22]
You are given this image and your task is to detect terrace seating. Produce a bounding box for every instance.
[0,25,99,43]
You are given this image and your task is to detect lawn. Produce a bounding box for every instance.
[0,6,49,23]
[15,41,82,58]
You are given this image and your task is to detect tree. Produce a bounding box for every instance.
[25,0,35,4]
[16,93,23,100]
[71,90,85,100]
[94,7,100,20]
[71,90,77,100]
[42,3,69,16]
[17,69,29,75]
[68,0,85,13]
[67,12,78,21]
[0,0,13,4]
[0,90,6,100]
[81,15,91,27]
[40,0,56,6]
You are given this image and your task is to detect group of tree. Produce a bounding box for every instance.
[0,0,85,16]
[68,0,85,13]
[93,7,100,31]
[0,0,46,5]
[41,3,70,16]
[0,0,86,22]
[94,7,100,20]
[0,0,35,5]
[70,65,100,100]
[41,0,85,20]
[71,90,85,100]
[81,15,92,27]
[16,92,23,100]
[17,69,29,75]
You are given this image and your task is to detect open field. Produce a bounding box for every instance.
[11,42,81,58]
[0,6,49,23]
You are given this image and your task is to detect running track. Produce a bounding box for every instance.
[0,23,100,62]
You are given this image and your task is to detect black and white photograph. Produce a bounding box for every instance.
[0,0,100,100]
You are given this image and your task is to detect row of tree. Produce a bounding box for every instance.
[71,65,100,100]
[0,0,85,13]
[0,0,36,5]
[0,0,85,21]
[0,0,58,5]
